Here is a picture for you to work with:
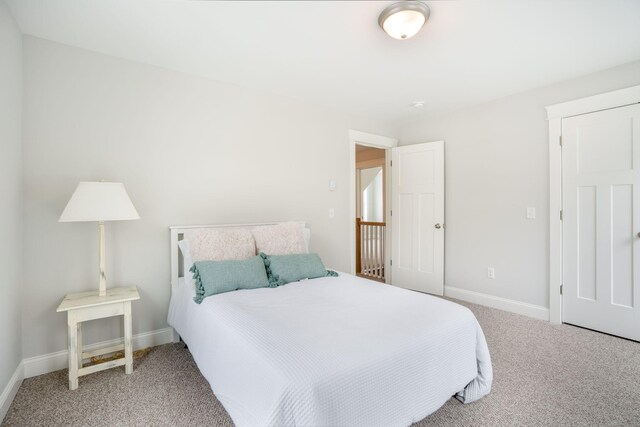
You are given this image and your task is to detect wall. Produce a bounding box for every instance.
[22,37,398,358]
[360,168,383,222]
[355,146,386,221]
[0,0,22,412]
[19,34,640,361]
[399,60,640,309]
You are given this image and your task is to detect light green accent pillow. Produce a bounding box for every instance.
[190,255,270,304]
[259,252,338,285]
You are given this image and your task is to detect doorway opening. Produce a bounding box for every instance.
[355,144,387,282]
[347,130,397,281]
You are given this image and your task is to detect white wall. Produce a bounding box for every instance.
[361,168,383,222]
[399,60,640,309]
[0,0,22,402]
[22,37,398,358]
[18,33,640,362]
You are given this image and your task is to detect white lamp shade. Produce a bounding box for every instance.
[59,182,140,222]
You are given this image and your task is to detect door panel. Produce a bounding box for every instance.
[611,184,633,307]
[391,141,444,295]
[562,103,640,341]
[397,194,414,269]
[577,186,596,300]
[577,115,633,174]
[419,193,435,273]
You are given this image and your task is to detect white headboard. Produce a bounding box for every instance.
[169,221,306,289]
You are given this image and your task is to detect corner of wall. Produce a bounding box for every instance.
[0,0,24,421]
[0,362,24,422]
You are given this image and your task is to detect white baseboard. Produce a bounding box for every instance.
[445,286,550,321]
[0,361,24,423]
[23,327,175,379]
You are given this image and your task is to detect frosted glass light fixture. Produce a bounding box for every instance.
[378,1,430,40]
[59,182,140,296]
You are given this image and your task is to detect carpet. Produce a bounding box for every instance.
[3,299,639,426]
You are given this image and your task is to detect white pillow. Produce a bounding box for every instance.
[303,227,311,252]
[252,222,308,255]
[188,228,256,262]
[178,239,192,266]
[177,239,195,285]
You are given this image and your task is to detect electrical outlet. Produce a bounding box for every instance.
[487,267,495,279]
[329,208,335,218]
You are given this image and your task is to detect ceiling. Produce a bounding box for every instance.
[6,0,640,122]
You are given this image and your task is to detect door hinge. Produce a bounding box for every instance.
[560,210,563,221]
[559,135,563,147]
[390,210,392,216]
[560,284,563,295]
[390,259,393,266]
[390,160,393,167]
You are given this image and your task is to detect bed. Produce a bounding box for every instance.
[167,223,492,427]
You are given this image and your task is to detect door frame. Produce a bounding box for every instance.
[348,130,398,279]
[546,84,640,324]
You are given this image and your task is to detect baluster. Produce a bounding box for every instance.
[367,226,373,276]
[364,224,369,276]
[380,225,384,278]
[361,224,364,275]
[370,225,374,277]
[380,225,387,280]
[362,224,367,276]
[376,225,379,279]
[377,226,381,278]
[356,218,361,274]
[373,226,378,278]
[374,225,377,278]
[361,223,365,275]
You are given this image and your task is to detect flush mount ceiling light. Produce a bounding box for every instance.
[378,1,430,40]
[411,101,426,109]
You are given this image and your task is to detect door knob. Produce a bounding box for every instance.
[637,232,640,238]
[435,223,442,229]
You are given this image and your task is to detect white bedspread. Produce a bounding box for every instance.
[168,273,492,427]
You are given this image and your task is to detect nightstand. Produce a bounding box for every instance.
[56,286,140,390]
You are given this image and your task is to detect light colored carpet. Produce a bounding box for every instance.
[3,299,640,426]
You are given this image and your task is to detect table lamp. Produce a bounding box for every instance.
[59,182,140,296]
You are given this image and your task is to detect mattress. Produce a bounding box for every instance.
[168,273,492,427]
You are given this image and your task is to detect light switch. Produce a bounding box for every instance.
[329,180,336,191]
[329,208,335,218]
[526,207,536,219]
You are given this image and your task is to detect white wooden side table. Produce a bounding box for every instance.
[56,286,140,390]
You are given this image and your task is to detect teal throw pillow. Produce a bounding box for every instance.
[259,252,338,286]
[191,255,271,304]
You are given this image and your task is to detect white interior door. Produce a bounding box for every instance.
[391,141,444,295]
[562,103,640,341]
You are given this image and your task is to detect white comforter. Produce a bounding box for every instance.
[168,273,492,427]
